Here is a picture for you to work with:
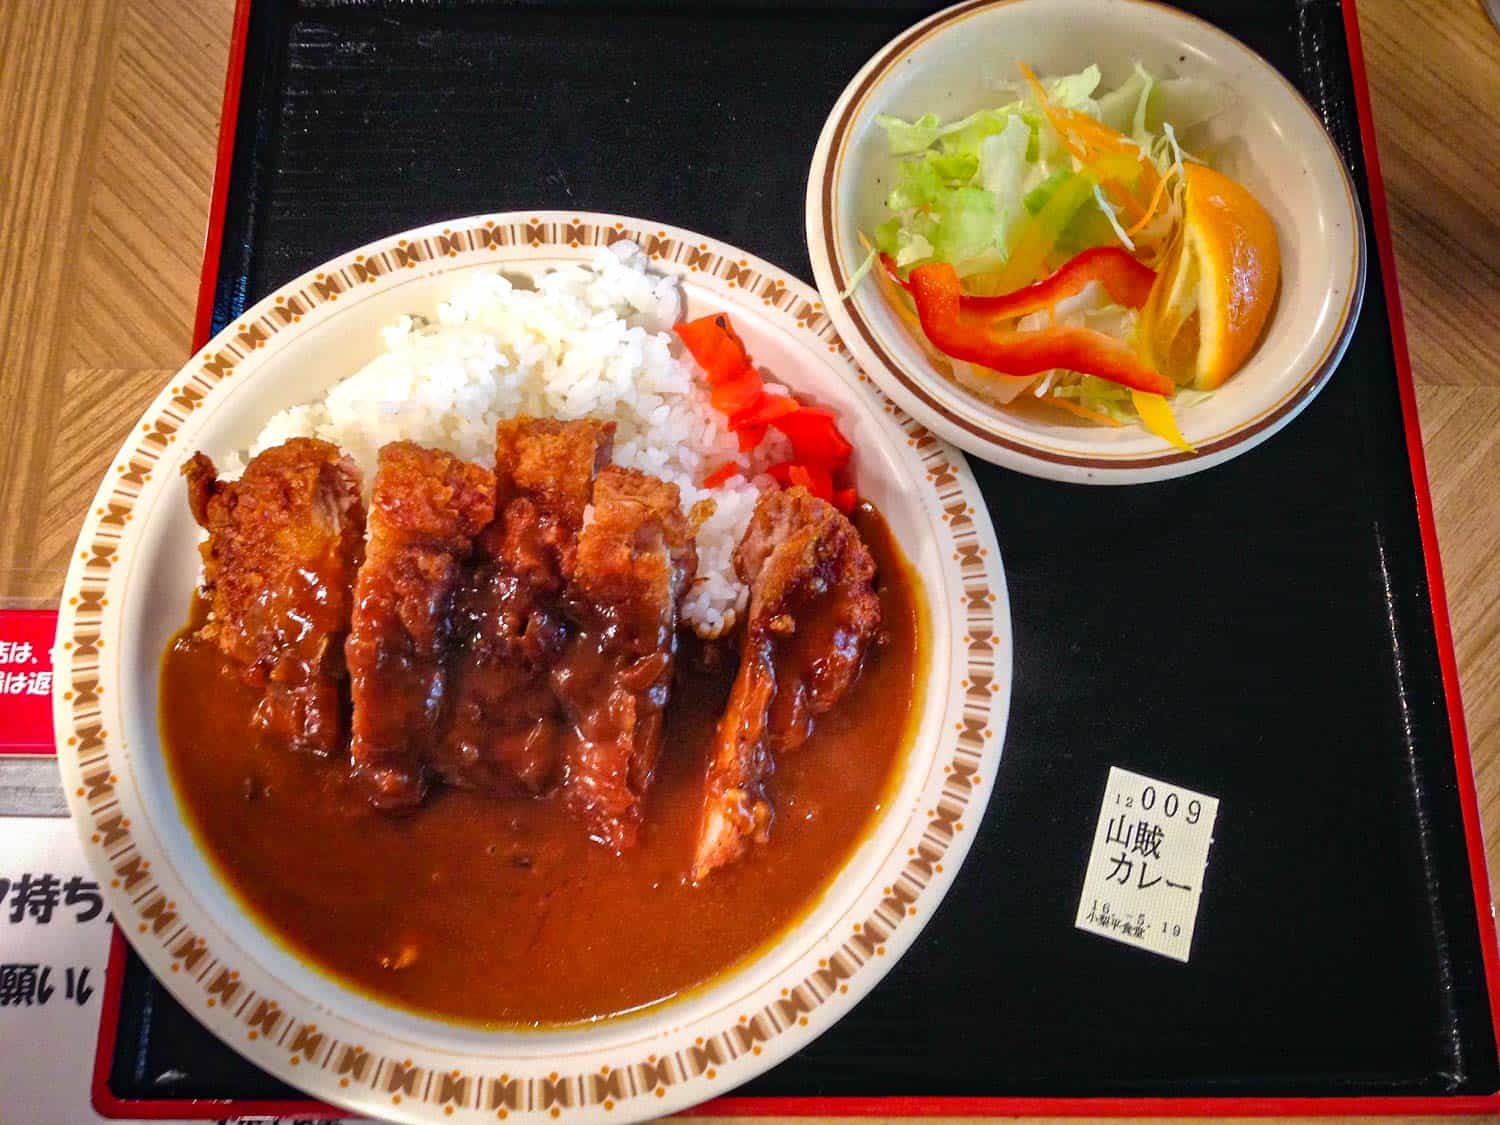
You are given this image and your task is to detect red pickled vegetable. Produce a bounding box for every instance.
[730,391,800,431]
[708,366,764,419]
[674,314,753,386]
[771,406,853,471]
[786,462,834,503]
[736,425,766,453]
[678,311,861,508]
[701,463,739,488]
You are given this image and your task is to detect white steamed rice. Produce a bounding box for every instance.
[233,240,790,636]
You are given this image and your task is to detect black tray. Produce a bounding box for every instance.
[97,0,1500,1115]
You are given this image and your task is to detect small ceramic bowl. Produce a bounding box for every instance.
[807,0,1365,484]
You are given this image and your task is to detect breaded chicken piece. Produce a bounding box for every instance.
[346,442,495,810]
[435,418,614,794]
[492,416,613,526]
[182,438,364,755]
[553,466,696,850]
[693,486,880,880]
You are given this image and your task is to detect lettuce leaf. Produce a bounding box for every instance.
[1024,167,1073,215]
[979,115,1032,203]
[894,230,935,268]
[1045,64,1103,114]
[884,157,942,211]
[1148,77,1231,134]
[875,112,946,156]
[885,150,978,211]
[877,104,1024,158]
[929,150,980,182]
[928,186,1002,262]
[872,215,938,269]
[937,105,1026,160]
[1097,66,1150,133]
[1052,376,1137,423]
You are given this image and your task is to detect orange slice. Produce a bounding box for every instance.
[1141,163,1280,390]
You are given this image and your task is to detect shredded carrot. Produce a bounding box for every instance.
[1045,394,1125,427]
[1019,62,1087,162]
[1125,163,1179,237]
[1020,62,1158,221]
[1055,110,1140,156]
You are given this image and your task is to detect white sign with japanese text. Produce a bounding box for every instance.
[0,816,369,1124]
[0,816,124,1124]
[1075,767,1219,962]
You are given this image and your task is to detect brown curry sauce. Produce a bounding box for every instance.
[160,506,922,1026]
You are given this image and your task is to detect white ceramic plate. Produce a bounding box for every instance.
[807,0,1365,484]
[54,212,1010,1123]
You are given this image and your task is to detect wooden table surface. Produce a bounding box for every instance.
[1,0,1497,1119]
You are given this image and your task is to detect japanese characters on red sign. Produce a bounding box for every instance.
[0,610,57,755]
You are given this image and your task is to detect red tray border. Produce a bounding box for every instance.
[91,0,1500,1117]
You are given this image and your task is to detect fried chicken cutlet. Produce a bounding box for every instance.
[552,466,696,850]
[693,486,880,879]
[182,438,365,755]
[435,418,614,794]
[346,441,495,810]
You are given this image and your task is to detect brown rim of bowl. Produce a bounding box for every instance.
[818,0,1367,470]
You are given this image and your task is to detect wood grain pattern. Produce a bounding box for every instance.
[36,369,177,585]
[1364,0,1500,911]
[63,0,231,371]
[0,0,119,600]
[0,0,233,603]
[1364,1,1500,388]
[0,0,1496,1115]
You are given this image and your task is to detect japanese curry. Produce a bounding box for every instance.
[161,419,923,1025]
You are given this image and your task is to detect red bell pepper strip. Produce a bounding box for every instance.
[881,246,1155,319]
[675,314,753,386]
[906,262,1174,395]
[701,463,739,488]
[771,406,853,471]
[832,487,858,515]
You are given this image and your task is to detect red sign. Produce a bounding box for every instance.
[0,609,57,755]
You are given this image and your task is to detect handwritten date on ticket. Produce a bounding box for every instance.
[1075,767,1219,962]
